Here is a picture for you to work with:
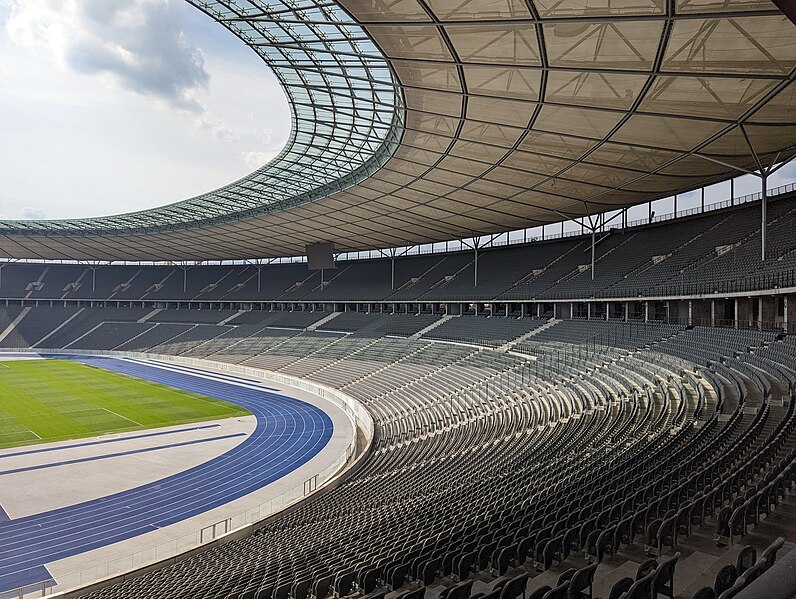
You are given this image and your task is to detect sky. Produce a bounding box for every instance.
[0,0,290,221]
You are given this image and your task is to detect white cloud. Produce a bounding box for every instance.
[195,114,238,142]
[0,0,292,221]
[21,207,46,220]
[242,150,279,170]
[5,0,209,113]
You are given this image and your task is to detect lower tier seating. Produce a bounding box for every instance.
[3,309,794,599]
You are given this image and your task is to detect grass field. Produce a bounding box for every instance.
[0,359,250,449]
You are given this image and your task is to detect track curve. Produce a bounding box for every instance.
[0,356,335,593]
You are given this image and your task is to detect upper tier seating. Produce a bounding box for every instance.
[2,192,794,304]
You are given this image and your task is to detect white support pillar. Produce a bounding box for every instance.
[734,298,739,328]
[761,174,768,261]
[474,245,479,287]
[590,229,596,281]
[710,299,716,327]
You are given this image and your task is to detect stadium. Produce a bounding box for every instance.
[0,1,795,598]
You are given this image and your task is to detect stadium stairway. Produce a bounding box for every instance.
[410,315,454,340]
[308,311,342,331]
[0,307,29,345]
[500,319,559,352]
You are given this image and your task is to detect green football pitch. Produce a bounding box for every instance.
[0,359,250,449]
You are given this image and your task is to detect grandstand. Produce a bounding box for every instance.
[0,1,796,599]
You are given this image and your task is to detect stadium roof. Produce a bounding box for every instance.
[1,0,795,261]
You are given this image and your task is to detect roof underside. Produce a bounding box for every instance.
[1,0,795,261]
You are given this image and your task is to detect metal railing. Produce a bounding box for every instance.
[0,350,372,599]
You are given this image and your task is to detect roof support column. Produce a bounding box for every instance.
[474,245,478,288]
[761,173,768,261]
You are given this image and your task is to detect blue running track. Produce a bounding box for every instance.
[0,356,335,593]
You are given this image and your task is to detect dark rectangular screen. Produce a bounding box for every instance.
[306,242,335,270]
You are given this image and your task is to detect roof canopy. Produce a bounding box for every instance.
[1,0,795,261]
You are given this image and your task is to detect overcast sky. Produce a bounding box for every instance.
[0,0,290,221]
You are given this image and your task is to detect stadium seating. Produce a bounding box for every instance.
[1,192,794,306]
[0,195,794,599]
[1,300,793,599]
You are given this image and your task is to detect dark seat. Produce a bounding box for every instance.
[567,562,597,599]
[478,542,498,572]
[636,558,658,580]
[452,581,475,599]
[608,577,632,599]
[714,507,731,543]
[716,576,745,599]
[761,536,785,568]
[274,582,291,599]
[402,588,426,599]
[656,516,677,555]
[255,587,274,599]
[291,578,311,599]
[623,572,653,599]
[713,564,737,597]
[499,572,529,599]
[740,558,766,585]
[615,516,633,547]
[540,581,567,599]
[389,563,408,590]
[527,588,551,599]
[690,587,715,599]
[583,529,602,562]
[454,551,477,581]
[517,536,535,565]
[420,558,439,585]
[651,552,679,599]
[735,546,756,576]
[494,545,516,577]
[645,519,662,553]
[540,535,564,571]
[556,568,576,586]
[334,571,355,597]
[313,575,333,599]
[360,569,379,594]
[596,526,617,563]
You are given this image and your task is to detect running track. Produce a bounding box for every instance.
[0,356,335,593]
